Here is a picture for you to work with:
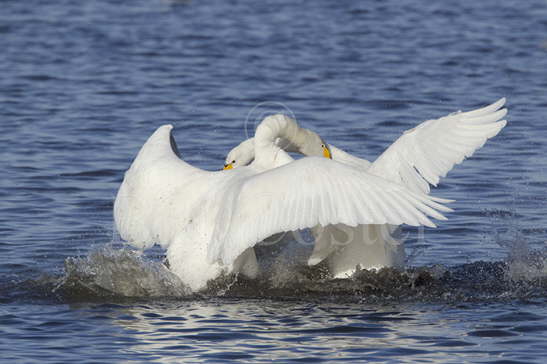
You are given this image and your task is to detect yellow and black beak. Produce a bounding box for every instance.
[223,163,233,170]
[322,145,332,159]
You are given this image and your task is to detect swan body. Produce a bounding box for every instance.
[225,98,508,277]
[115,115,450,291]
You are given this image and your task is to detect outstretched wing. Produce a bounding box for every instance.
[367,98,507,194]
[114,125,217,250]
[208,157,452,265]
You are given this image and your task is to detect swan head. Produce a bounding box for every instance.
[298,130,332,160]
[224,132,332,170]
[309,140,332,159]
[224,138,254,170]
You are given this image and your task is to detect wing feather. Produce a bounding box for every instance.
[368,98,507,193]
[114,125,223,250]
[208,157,451,264]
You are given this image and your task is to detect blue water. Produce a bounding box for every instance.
[2,0,547,362]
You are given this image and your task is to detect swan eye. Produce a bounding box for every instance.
[232,160,236,164]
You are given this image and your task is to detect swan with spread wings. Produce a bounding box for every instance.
[225,98,507,277]
[114,114,451,291]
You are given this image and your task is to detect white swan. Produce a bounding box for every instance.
[225,98,508,277]
[114,115,452,291]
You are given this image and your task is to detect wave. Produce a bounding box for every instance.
[2,242,545,305]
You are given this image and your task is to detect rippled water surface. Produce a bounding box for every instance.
[2,0,547,362]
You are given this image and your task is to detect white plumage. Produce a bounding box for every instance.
[114,115,451,291]
[368,97,507,194]
[225,98,507,277]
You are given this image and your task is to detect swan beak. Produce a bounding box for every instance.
[323,146,332,159]
[223,163,233,170]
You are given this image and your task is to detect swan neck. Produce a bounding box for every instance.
[254,114,308,155]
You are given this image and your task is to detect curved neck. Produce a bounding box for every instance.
[254,114,309,161]
[253,114,309,167]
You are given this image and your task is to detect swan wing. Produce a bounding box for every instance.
[329,144,372,170]
[114,125,221,250]
[367,98,507,194]
[208,157,452,265]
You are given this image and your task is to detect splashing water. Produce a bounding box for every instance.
[6,219,544,304]
[486,202,547,285]
[56,245,191,300]
[38,235,546,304]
